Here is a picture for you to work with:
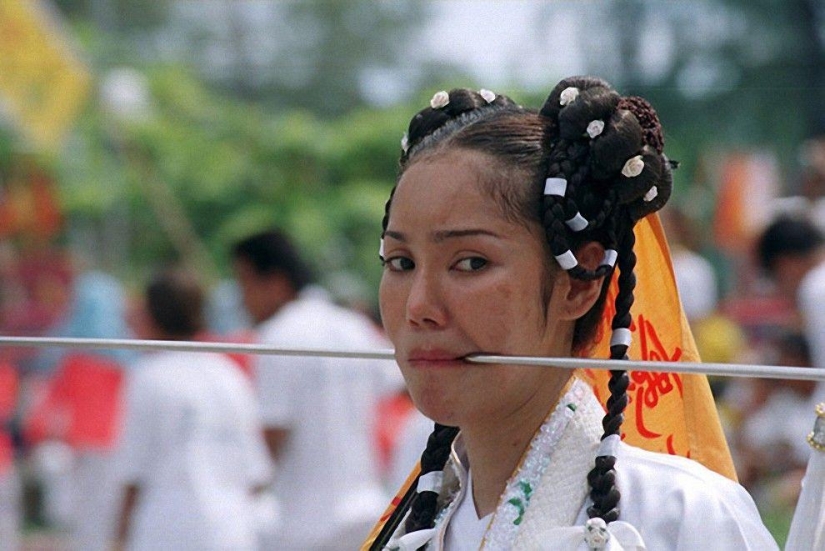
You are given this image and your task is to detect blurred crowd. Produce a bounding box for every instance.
[0,135,824,549]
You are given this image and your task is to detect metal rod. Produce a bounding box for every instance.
[0,336,821,381]
[466,355,825,381]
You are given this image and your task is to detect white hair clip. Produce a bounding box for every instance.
[400,133,409,154]
[586,120,605,138]
[430,90,450,109]
[643,186,658,202]
[601,249,618,268]
[621,155,645,178]
[417,471,444,494]
[479,89,496,104]
[543,177,568,197]
[559,87,580,106]
[565,212,588,232]
[610,327,632,349]
[554,250,578,271]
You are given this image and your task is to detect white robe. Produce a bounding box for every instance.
[386,379,778,550]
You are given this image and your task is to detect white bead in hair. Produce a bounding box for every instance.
[543,177,568,197]
[621,155,645,178]
[643,186,658,202]
[565,212,588,232]
[479,89,496,104]
[610,327,633,349]
[430,90,450,109]
[555,250,578,270]
[417,471,444,494]
[559,87,580,106]
[400,133,409,153]
[379,238,385,259]
[601,249,618,268]
[586,120,605,138]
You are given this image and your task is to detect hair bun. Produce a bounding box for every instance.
[618,96,664,154]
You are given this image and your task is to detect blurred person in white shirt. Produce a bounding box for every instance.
[232,229,401,550]
[114,268,272,551]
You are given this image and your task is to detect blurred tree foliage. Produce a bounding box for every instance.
[562,0,824,197]
[57,66,409,306]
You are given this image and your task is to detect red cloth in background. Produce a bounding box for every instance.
[24,353,123,451]
[0,362,18,473]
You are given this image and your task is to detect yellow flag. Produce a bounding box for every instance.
[579,213,737,480]
[0,0,91,150]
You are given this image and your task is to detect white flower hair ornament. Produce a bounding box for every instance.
[621,155,645,178]
[479,89,496,104]
[400,133,409,154]
[587,120,605,139]
[430,90,450,109]
[559,86,580,106]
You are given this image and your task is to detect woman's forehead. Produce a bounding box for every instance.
[392,153,505,223]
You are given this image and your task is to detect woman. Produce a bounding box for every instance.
[371,77,778,549]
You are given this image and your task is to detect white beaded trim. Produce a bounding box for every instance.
[597,434,621,457]
[555,250,578,270]
[643,186,658,202]
[610,327,632,349]
[565,212,588,232]
[417,471,444,494]
[482,380,589,549]
[543,177,568,197]
[601,249,618,268]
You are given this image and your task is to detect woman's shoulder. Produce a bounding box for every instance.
[611,442,779,549]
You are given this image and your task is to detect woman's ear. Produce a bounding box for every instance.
[557,241,607,320]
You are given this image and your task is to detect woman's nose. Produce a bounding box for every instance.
[406,271,447,328]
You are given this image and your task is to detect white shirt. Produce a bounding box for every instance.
[799,259,825,371]
[255,288,402,549]
[116,351,272,551]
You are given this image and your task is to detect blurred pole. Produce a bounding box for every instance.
[101,68,219,282]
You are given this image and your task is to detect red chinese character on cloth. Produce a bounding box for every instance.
[628,314,683,439]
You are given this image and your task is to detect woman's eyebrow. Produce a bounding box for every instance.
[431,229,501,243]
[384,228,503,243]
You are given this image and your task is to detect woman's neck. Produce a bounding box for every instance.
[461,374,572,517]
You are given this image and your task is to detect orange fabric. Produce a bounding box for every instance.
[24,353,124,450]
[579,214,736,480]
[361,214,736,549]
[361,462,420,551]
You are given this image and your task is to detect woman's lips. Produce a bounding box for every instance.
[407,349,471,367]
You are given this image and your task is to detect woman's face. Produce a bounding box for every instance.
[379,149,577,427]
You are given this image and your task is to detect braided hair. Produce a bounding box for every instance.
[374,77,673,547]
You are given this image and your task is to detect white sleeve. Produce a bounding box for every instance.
[254,353,309,429]
[235,377,274,487]
[614,447,779,550]
[114,370,158,485]
[799,269,825,370]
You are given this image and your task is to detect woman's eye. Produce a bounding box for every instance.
[454,257,487,272]
[384,256,415,271]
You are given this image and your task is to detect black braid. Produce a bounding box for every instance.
[403,424,460,535]
[585,218,635,522]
